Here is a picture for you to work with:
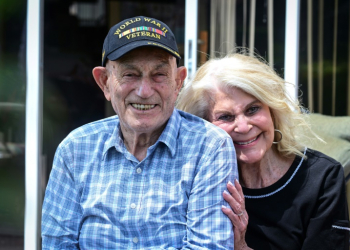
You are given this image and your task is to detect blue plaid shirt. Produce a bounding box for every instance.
[42,109,237,249]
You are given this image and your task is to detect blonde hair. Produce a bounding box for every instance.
[176,52,319,159]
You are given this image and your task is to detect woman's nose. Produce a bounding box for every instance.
[233,116,252,133]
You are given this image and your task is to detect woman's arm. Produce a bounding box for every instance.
[222,179,253,250]
[301,163,349,250]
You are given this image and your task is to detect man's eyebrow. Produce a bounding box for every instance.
[154,61,171,70]
[119,63,138,71]
[116,56,172,71]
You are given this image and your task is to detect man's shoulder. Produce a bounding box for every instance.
[61,116,118,146]
[177,109,230,140]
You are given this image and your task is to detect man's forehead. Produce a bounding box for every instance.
[110,47,176,68]
[122,47,173,60]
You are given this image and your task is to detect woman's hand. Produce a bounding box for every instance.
[222,179,252,250]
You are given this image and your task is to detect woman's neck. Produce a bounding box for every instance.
[239,150,295,189]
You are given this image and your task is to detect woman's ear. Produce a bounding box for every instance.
[92,66,111,101]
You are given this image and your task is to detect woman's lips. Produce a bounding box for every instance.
[234,134,260,146]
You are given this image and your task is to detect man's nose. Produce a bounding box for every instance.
[233,116,252,133]
[136,78,154,98]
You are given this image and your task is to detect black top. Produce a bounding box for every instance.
[243,148,349,250]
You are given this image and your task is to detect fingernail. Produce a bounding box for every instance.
[224,190,230,195]
[235,179,239,184]
[228,181,234,187]
[222,205,227,209]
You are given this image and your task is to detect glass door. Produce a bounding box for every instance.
[0,0,27,249]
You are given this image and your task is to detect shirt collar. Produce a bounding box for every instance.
[103,109,181,157]
[152,109,180,157]
[103,116,125,156]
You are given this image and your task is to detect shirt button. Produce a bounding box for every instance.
[130,203,136,209]
[136,167,142,174]
[133,237,138,243]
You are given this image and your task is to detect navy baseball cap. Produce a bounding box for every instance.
[101,16,181,66]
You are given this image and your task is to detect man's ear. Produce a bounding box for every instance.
[92,66,111,101]
[175,66,187,91]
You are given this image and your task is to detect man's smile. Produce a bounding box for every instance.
[131,103,156,110]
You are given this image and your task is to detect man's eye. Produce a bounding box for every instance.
[155,73,166,77]
[124,73,136,77]
[153,73,167,82]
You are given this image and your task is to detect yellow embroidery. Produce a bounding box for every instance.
[114,17,168,37]
[125,32,161,40]
[114,17,142,35]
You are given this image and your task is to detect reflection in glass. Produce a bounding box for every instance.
[0,0,26,249]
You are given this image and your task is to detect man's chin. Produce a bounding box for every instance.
[122,119,162,133]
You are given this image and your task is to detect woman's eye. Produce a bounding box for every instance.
[218,114,234,122]
[247,106,260,115]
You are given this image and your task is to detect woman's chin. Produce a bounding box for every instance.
[236,151,264,165]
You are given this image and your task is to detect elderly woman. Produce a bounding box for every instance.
[176,53,349,250]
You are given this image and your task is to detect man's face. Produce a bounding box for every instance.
[104,47,184,136]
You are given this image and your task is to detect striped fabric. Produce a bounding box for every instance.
[41,109,237,249]
[119,26,167,38]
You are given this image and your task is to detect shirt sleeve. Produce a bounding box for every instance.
[302,163,350,250]
[41,144,82,249]
[182,137,237,250]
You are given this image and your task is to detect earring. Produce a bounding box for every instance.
[273,129,283,144]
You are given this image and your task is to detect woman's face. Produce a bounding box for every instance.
[208,87,275,165]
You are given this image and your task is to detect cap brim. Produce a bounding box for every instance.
[105,40,181,66]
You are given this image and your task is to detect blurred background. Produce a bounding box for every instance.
[0,0,349,249]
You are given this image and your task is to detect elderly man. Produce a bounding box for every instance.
[41,16,237,249]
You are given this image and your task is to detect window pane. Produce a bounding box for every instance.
[0,0,27,249]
